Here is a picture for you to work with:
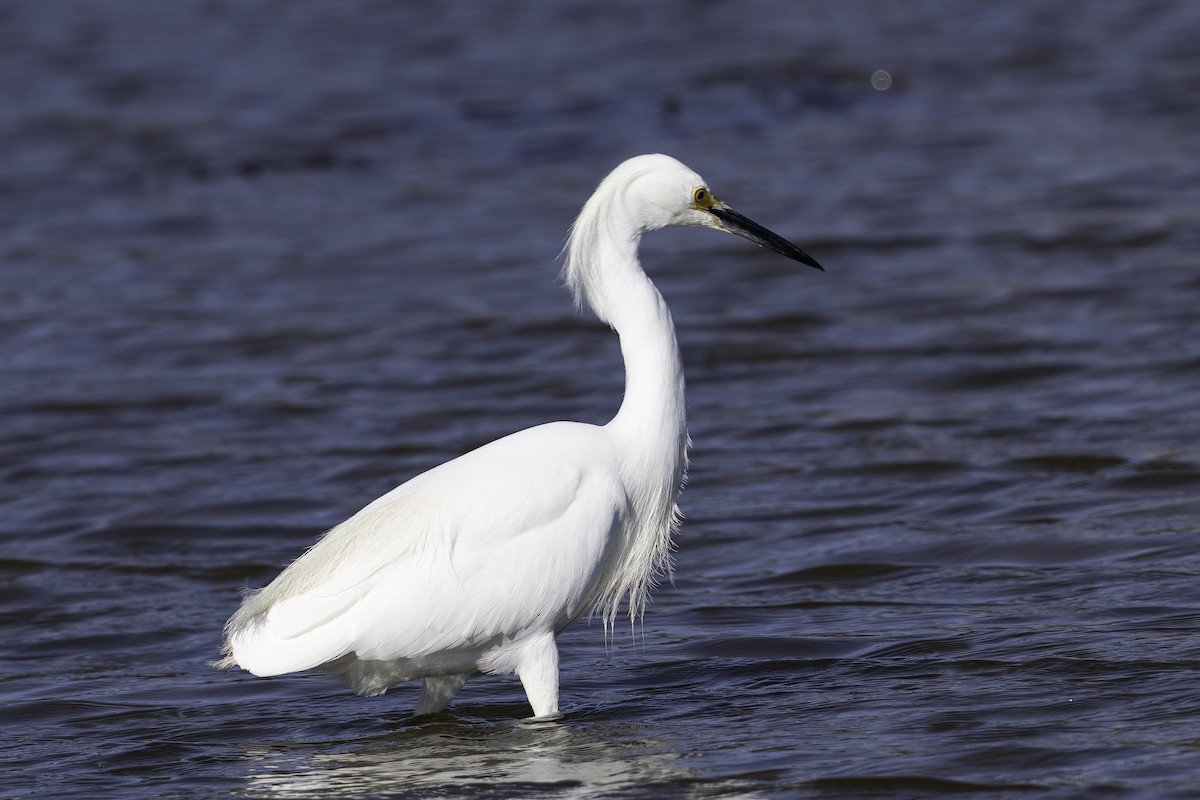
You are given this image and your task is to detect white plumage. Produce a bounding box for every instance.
[217,154,822,718]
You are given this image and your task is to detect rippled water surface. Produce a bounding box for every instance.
[4,1,1200,797]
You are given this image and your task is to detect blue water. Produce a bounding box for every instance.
[3,1,1200,797]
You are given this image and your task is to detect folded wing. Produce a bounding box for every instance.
[220,421,627,679]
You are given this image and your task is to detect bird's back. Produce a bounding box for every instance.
[218,421,629,687]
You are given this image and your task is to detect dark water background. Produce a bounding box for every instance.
[3,1,1200,797]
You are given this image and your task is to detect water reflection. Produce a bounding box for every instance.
[239,717,698,799]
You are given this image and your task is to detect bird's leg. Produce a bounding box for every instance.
[414,673,470,716]
[516,632,561,719]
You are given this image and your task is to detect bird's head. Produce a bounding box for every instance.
[619,153,823,271]
[563,154,824,316]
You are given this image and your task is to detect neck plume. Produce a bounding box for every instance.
[559,168,689,631]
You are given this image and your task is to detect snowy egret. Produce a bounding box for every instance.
[217,154,822,719]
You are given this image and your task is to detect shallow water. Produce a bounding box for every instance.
[3,1,1200,797]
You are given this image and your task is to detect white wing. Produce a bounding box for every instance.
[222,421,628,677]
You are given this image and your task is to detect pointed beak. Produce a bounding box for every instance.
[710,205,824,271]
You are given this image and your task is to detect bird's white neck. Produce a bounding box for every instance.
[566,215,688,501]
[605,252,688,491]
[560,170,691,627]
[595,243,690,632]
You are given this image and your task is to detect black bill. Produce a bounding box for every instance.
[710,206,824,271]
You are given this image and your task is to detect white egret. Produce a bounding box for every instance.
[217,154,823,719]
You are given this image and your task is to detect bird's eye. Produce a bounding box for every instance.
[693,188,708,205]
